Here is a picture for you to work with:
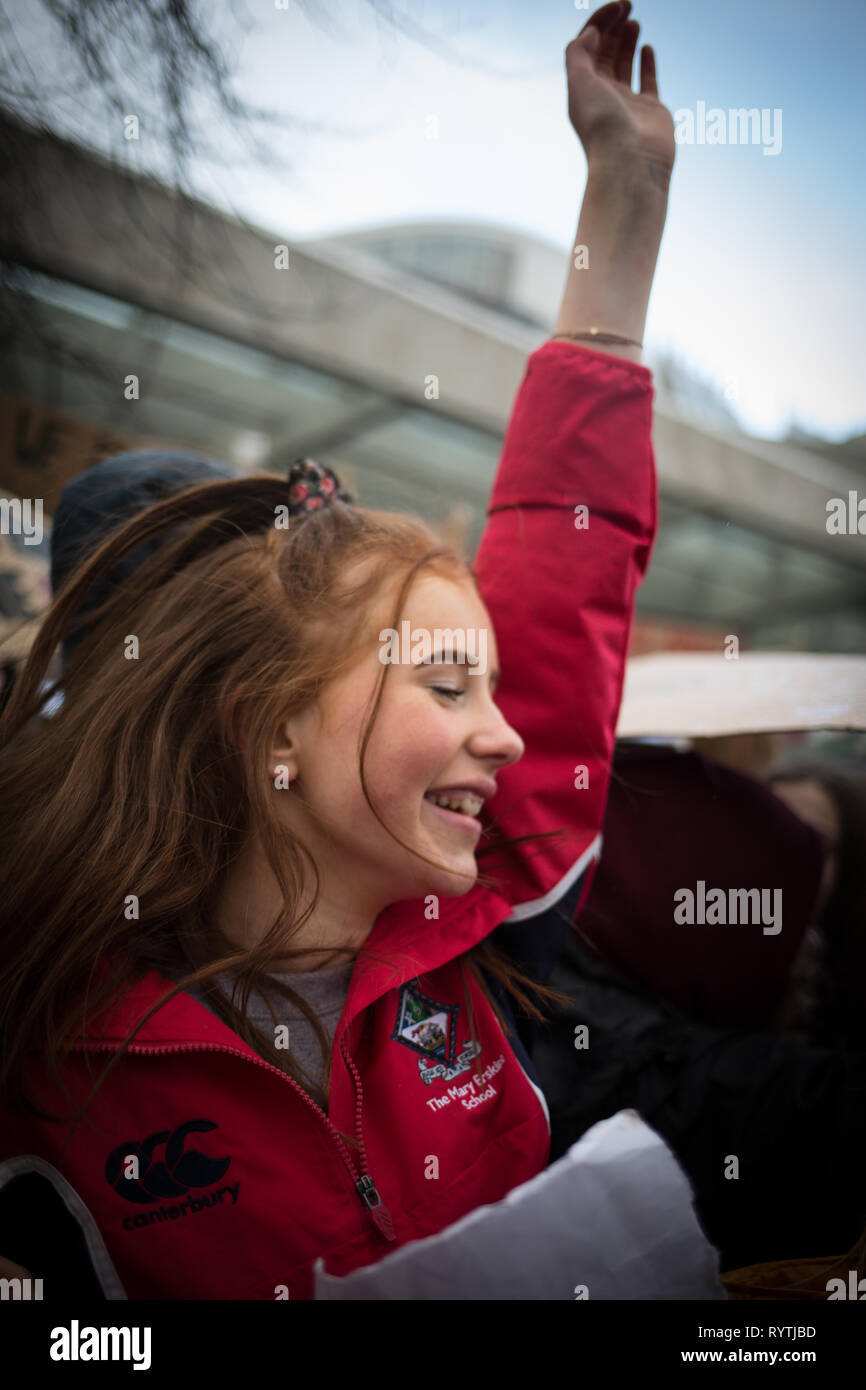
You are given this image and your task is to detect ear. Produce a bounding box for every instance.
[268,716,301,783]
[224,698,300,777]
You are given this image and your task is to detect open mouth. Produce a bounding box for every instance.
[423,790,484,835]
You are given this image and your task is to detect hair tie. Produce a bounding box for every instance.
[286,458,355,515]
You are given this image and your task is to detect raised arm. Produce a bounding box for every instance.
[474,3,674,921]
[554,1,674,363]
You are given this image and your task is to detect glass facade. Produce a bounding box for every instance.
[4,272,865,654]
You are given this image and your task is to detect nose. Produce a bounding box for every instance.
[467,705,525,770]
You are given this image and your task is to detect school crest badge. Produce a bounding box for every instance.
[392,981,481,1086]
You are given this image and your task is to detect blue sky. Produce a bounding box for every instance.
[196,0,865,441]
[19,0,866,440]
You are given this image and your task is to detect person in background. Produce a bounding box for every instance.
[527,740,866,1271]
[50,449,241,661]
[767,756,866,1054]
[0,452,241,726]
[548,740,826,1031]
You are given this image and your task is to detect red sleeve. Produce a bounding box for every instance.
[473,340,657,916]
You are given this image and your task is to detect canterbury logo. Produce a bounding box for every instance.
[105,1119,231,1204]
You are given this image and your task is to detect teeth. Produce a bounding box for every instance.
[426,791,484,817]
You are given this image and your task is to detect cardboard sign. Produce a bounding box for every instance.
[616,651,866,737]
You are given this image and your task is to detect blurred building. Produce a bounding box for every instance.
[2,115,865,657]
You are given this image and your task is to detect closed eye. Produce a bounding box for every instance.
[432,686,465,701]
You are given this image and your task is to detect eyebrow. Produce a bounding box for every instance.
[416,648,500,693]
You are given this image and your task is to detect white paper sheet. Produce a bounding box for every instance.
[315,1109,726,1300]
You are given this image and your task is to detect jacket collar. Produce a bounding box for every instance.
[78,881,515,1047]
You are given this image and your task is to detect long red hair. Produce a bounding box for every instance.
[0,476,569,1141]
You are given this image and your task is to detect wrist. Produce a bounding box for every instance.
[585,147,673,198]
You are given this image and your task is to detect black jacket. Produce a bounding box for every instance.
[524,924,866,1272]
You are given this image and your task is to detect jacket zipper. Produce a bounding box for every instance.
[338,1037,395,1240]
[71,1035,397,1243]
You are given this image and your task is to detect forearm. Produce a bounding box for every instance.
[553,156,670,364]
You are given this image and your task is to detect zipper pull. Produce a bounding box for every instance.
[356,1175,397,1242]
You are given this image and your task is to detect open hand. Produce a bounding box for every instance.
[566,2,675,181]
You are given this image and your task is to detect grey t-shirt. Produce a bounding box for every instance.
[189,961,355,1114]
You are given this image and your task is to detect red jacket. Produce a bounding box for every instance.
[0,342,656,1299]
